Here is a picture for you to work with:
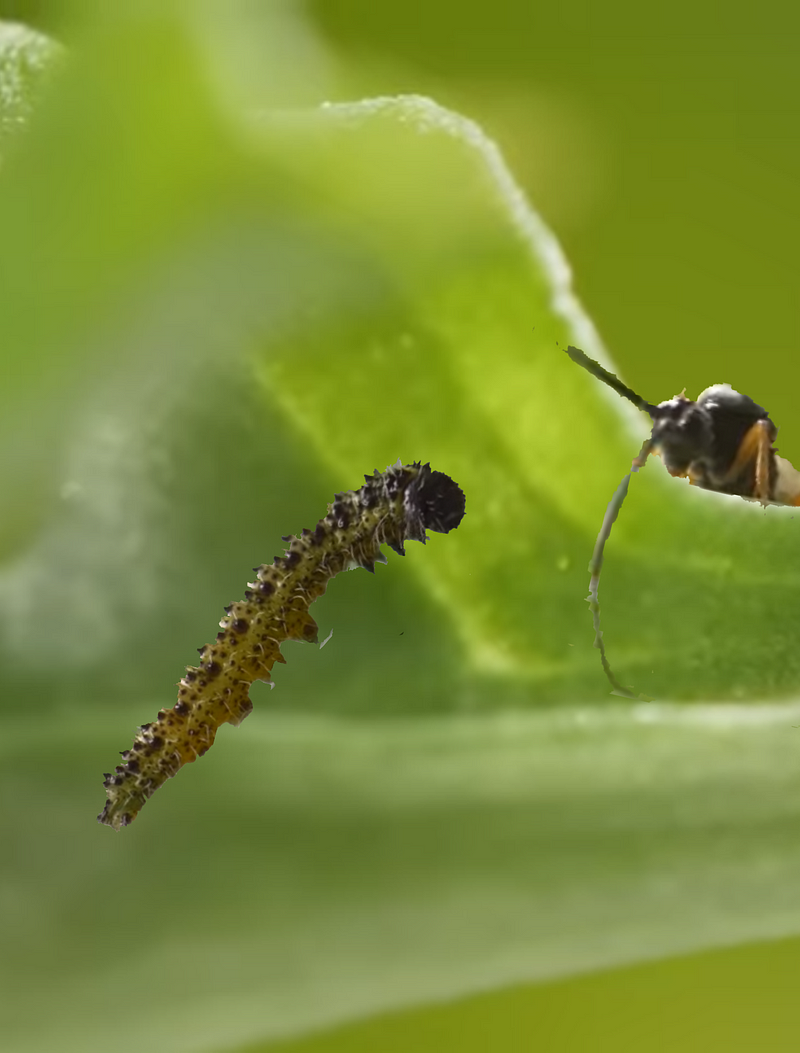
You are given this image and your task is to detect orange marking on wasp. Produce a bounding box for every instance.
[724,419,774,504]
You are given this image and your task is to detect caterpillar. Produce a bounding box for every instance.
[98,461,466,830]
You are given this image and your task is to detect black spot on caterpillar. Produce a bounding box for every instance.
[98,461,466,829]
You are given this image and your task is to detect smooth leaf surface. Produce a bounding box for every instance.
[2,12,800,1053]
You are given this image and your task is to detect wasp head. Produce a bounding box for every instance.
[650,396,714,476]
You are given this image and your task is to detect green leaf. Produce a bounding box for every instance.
[3,13,800,1053]
[240,931,800,1052]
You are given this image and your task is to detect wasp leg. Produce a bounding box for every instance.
[632,439,653,470]
[721,419,774,504]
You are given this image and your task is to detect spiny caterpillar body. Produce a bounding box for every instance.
[98,461,466,830]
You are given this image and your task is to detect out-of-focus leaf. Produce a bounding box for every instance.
[7,704,800,1053]
[2,12,800,1053]
[0,21,58,147]
[246,928,800,1052]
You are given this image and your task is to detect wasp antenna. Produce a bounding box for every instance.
[586,438,655,702]
[565,346,658,417]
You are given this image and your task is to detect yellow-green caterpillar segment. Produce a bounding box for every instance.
[98,461,466,830]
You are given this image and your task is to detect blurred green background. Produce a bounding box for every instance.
[2,2,800,1051]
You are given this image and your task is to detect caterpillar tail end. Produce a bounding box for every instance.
[97,791,144,830]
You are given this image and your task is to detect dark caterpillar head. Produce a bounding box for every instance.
[405,464,466,539]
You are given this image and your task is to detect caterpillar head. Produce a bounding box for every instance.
[404,464,466,541]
